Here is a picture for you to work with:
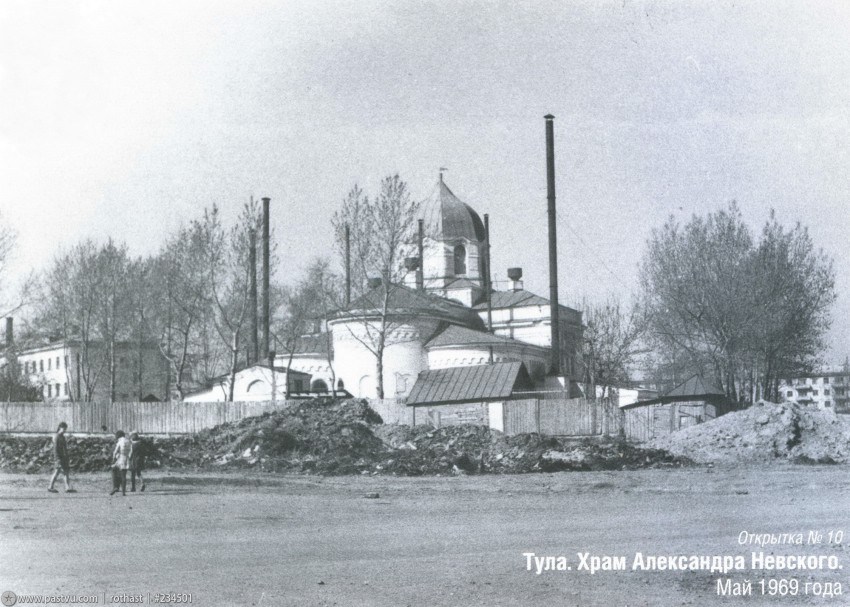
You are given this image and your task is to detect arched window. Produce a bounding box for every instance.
[311,379,328,393]
[453,244,466,275]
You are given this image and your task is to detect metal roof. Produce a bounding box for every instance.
[406,361,533,406]
[621,374,726,409]
[424,324,546,351]
[334,284,485,330]
[472,290,582,319]
[421,179,486,242]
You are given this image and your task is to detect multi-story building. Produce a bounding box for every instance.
[3,337,168,402]
[779,369,850,411]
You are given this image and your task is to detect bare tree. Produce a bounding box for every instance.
[331,175,420,398]
[273,258,342,397]
[582,297,647,399]
[41,241,110,401]
[152,218,218,400]
[641,203,835,405]
[0,213,35,319]
[95,239,133,402]
[202,202,258,402]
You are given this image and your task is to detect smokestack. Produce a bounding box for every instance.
[4,317,12,349]
[344,224,351,306]
[417,219,425,291]
[262,197,271,359]
[484,214,493,331]
[545,114,561,376]
[507,267,523,291]
[249,228,258,365]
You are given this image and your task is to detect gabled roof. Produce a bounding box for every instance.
[621,374,726,409]
[472,290,581,319]
[424,324,546,352]
[474,290,550,309]
[406,361,533,406]
[334,284,485,330]
[422,179,486,242]
[442,277,482,290]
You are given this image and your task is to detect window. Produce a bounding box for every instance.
[825,389,831,396]
[293,379,304,392]
[813,390,819,396]
[56,356,60,369]
[47,384,52,398]
[48,358,52,370]
[825,377,830,384]
[55,384,60,397]
[826,401,833,408]
[453,244,466,275]
[39,360,43,372]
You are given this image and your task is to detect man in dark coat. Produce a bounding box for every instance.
[48,421,76,493]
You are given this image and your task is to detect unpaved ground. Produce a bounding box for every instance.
[1,466,849,606]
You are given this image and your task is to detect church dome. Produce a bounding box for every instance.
[421,178,486,243]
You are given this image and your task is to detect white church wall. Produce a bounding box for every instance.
[427,347,508,369]
[279,354,335,392]
[331,317,437,399]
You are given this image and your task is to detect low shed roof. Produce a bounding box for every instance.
[622,374,726,409]
[406,361,533,406]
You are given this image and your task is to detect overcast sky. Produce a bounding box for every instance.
[1,0,848,362]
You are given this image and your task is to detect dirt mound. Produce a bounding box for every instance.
[0,435,182,473]
[372,425,690,475]
[193,398,387,474]
[0,398,691,476]
[650,401,850,464]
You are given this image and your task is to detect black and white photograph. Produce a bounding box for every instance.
[1,1,849,605]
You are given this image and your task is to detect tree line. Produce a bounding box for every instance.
[4,202,341,402]
[2,185,839,407]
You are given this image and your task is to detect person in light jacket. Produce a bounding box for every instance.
[110,430,132,496]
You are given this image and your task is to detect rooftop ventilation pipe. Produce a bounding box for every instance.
[507,267,523,291]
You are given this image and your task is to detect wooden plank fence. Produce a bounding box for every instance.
[0,401,298,434]
[503,396,623,437]
[1,396,639,440]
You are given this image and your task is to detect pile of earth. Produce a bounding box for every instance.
[0,398,692,475]
[0,435,188,474]
[650,400,850,464]
[173,398,690,475]
[372,423,688,475]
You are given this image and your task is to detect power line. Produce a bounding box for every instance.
[552,211,629,285]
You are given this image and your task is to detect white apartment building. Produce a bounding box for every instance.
[779,369,850,411]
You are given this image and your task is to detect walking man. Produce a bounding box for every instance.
[48,421,75,493]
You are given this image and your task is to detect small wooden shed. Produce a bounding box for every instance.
[621,375,736,442]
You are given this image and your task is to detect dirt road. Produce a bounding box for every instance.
[1,465,849,606]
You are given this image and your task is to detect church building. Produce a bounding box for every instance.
[285,175,584,400]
